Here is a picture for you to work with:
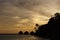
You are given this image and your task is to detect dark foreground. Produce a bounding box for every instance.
[0,35,50,40]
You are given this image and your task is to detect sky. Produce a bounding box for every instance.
[0,0,60,34]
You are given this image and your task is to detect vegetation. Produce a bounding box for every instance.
[35,13,60,40]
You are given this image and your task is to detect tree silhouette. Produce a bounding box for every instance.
[35,24,49,38]
[35,24,39,30]
[30,31,35,35]
[34,13,60,39]
[36,24,39,27]
[18,31,23,35]
[24,31,29,35]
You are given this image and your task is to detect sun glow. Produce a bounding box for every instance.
[12,16,20,19]
[31,14,49,25]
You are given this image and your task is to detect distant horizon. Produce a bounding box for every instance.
[0,0,60,33]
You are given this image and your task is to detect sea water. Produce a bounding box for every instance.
[0,35,50,40]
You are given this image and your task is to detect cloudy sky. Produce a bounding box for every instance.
[0,0,60,34]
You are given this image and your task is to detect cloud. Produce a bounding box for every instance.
[0,0,60,33]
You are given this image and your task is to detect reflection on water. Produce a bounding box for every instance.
[0,35,50,40]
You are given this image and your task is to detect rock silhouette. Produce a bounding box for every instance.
[30,31,35,35]
[24,31,29,35]
[34,13,60,39]
[18,31,23,35]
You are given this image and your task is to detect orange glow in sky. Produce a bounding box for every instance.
[0,0,60,34]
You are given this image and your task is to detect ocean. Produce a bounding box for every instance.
[0,35,50,40]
